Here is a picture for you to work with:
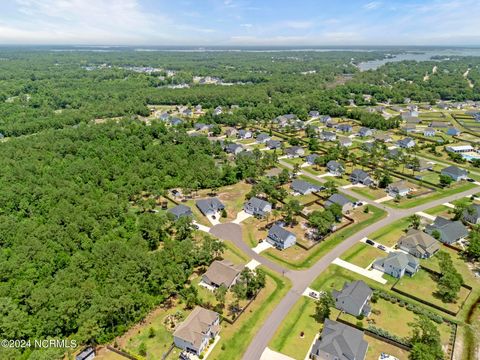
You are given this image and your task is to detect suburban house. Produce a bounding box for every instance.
[402,125,417,133]
[306,154,320,165]
[310,319,368,360]
[266,224,296,250]
[387,180,411,197]
[173,307,220,356]
[225,127,238,137]
[158,112,170,121]
[285,146,305,158]
[320,130,337,141]
[372,251,420,278]
[339,136,353,147]
[441,166,468,181]
[225,143,244,155]
[327,160,345,176]
[358,127,373,137]
[445,145,474,153]
[244,197,272,218]
[237,129,252,139]
[397,229,440,258]
[201,260,243,289]
[194,123,210,131]
[397,137,416,149]
[332,280,373,316]
[170,118,183,126]
[350,169,374,186]
[291,179,321,195]
[337,124,353,133]
[168,204,193,220]
[407,158,433,172]
[213,106,223,115]
[424,128,436,137]
[196,198,225,217]
[320,115,332,124]
[463,204,480,224]
[447,127,461,136]
[325,193,354,213]
[425,216,469,244]
[374,133,393,143]
[308,110,320,119]
[256,133,271,143]
[266,139,282,149]
[387,148,402,159]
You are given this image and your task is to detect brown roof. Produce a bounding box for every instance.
[173,307,219,348]
[202,260,243,287]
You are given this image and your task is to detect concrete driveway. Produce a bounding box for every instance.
[232,210,252,224]
[332,258,387,284]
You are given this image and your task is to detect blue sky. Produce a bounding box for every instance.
[0,0,479,45]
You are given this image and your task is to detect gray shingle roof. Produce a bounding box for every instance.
[325,193,352,208]
[291,179,320,194]
[196,198,225,216]
[168,204,193,219]
[268,224,295,243]
[332,280,372,316]
[426,216,469,244]
[310,319,368,360]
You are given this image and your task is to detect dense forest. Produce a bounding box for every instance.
[1,48,480,359]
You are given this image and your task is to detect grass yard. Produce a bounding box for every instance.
[424,205,453,218]
[385,182,477,209]
[365,335,410,360]
[368,218,410,247]
[269,296,326,359]
[341,242,386,268]
[242,216,270,247]
[339,298,452,346]
[209,268,292,360]
[261,206,386,269]
[393,269,470,314]
[350,186,388,201]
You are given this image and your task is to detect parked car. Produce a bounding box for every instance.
[309,291,319,299]
[366,239,375,246]
[467,178,475,182]
[377,245,386,251]
[192,224,199,230]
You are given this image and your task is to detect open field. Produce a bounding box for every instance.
[341,242,386,268]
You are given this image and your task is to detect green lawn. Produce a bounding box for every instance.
[385,182,476,209]
[368,218,410,247]
[269,296,326,359]
[341,242,386,268]
[365,335,410,360]
[393,269,470,314]
[262,206,386,270]
[209,267,292,360]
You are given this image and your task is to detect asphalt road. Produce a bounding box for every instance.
[235,173,480,360]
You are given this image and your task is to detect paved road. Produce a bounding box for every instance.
[240,183,480,360]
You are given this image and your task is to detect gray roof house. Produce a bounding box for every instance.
[306,154,320,165]
[463,204,480,225]
[291,179,321,195]
[266,224,296,250]
[397,137,416,148]
[320,130,337,141]
[225,127,238,137]
[387,180,411,197]
[447,127,461,136]
[397,229,440,258]
[244,197,272,218]
[325,193,354,213]
[337,124,353,133]
[320,115,332,123]
[173,307,220,356]
[201,260,243,288]
[358,127,373,137]
[225,143,244,155]
[237,129,252,139]
[350,169,374,186]
[309,110,320,119]
[310,319,368,360]
[256,133,271,143]
[441,166,468,181]
[285,146,305,158]
[196,198,225,216]
[426,216,469,244]
[194,123,210,131]
[170,117,183,126]
[266,139,282,149]
[76,347,95,360]
[327,160,345,176]
[168,204,193,220]
[372,251,420,278]
[332,280,373,316]
[339,136,353,147]
[424,128,436,137]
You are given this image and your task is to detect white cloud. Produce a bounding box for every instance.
[363,1,382,10]
[240,23,253,28]
[283,20,314,30]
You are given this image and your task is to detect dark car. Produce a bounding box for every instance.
[192,224,199,230]
[467,178,475,182]
[366,239,375,246]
